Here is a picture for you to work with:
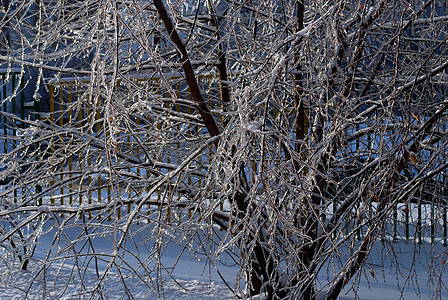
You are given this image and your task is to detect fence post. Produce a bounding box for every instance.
[33,84,42,206]
[405,205,409,240]
[49,84,55,205]
[96,96,102,220]
[2,73,7,154]
[78,87,83,208]
[59,88,64,214]
[11,73,17,202]
[417,200,422,244]
[35,94,42,206]
[444,206,447,247]
[68,86,74,206]
[431,203,435,245]
[393,205,397,241]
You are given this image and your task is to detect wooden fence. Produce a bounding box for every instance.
[0,71,446,245]
[0,69,34,151]
[44,74,222,221]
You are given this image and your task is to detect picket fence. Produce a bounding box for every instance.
[0,70,446,246]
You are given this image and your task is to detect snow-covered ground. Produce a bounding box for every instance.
[0,218,446,300]
[0,188,446,299]
[337,241,448,300]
